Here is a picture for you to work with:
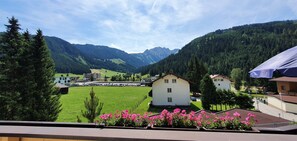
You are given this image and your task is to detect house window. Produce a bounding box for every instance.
[172,79,176,83]
[281,85,286,90]
[221,79,223,81]
[164,79,169,83]
[214,79,217,81]
[167,88,172,93]
[168,97,172,102]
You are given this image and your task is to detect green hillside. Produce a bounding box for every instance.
[45,36,91,74]
[74,44,144,68]
[138,20,297,82]
[45,37,137,73]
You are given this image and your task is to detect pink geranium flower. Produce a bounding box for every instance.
[233,112,241,118]
[173,108,181,114]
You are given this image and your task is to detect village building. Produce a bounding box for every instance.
[54,74,71,85]
[151,74,190,106]
[267,77,297,113]
[55,83,69,94]
[83,73,101,81]
[210,74,231,91]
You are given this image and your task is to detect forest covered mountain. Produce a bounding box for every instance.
[44,36,91,73]
[138,20,297,82]
[131,47,179,65]
[74,44,144,68]
[43,36,178,73]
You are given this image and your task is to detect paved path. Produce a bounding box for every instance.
[254,99,297,121]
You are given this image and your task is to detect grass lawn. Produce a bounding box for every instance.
[250,94,267,98]
[57,86,151,122]
[191,101,203,111]
[55,73,83,79]
[210,104,235,111]
[91,69,125,77]
[133,98,203,115]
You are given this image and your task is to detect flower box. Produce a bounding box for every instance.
[98,108,257,132]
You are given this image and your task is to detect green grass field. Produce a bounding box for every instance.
[55,73,83,79]
[57,86,151,122]
[91,69,125,77]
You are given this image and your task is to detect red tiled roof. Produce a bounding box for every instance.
[216,109,289,125]
[270,77,297,82]
[270,95,297,104]
[210,74,231,81]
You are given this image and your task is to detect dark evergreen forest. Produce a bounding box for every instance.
[138,20,297,85]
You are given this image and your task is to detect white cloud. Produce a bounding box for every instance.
[1,0,296,53]
[109,43,122,50]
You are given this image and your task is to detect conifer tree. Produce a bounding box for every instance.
[187,56,207,94]
[0,17,23,120]
[200,74,217,110]
[82,87,104,123]
[18,30,37,120]
[32,29,61,121]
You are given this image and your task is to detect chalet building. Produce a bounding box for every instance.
[210,74,231,91]
[54,75,71,85]
[267,77,297,113]
[151,74,190,106]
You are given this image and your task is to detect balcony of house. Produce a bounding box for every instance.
[0,121,297,141]
[268,77,297,113]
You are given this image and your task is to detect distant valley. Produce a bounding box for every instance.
[3,20,296,78]
[44,36,179,74]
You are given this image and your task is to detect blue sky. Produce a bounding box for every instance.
[1,0,297,53]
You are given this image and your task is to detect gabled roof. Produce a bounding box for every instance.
[152,73,189,84]
[210,74,231,81]
[269,77,297,83]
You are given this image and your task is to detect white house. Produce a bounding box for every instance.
[54,75,71,85]
[152,74,190,106]
[210,74,231,91]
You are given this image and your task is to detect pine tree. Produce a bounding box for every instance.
[32,29,61,121]
[0,17,23,120]
[18,30,37,120]
[187,56,207,94]
[200,74,217,110]
[82,87,104,123]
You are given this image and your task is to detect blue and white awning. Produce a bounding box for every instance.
[249,46,297,78]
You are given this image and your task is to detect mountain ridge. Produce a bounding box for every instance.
[43,36,178,73]
[131,47,179,65]
[138,20,297,81]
